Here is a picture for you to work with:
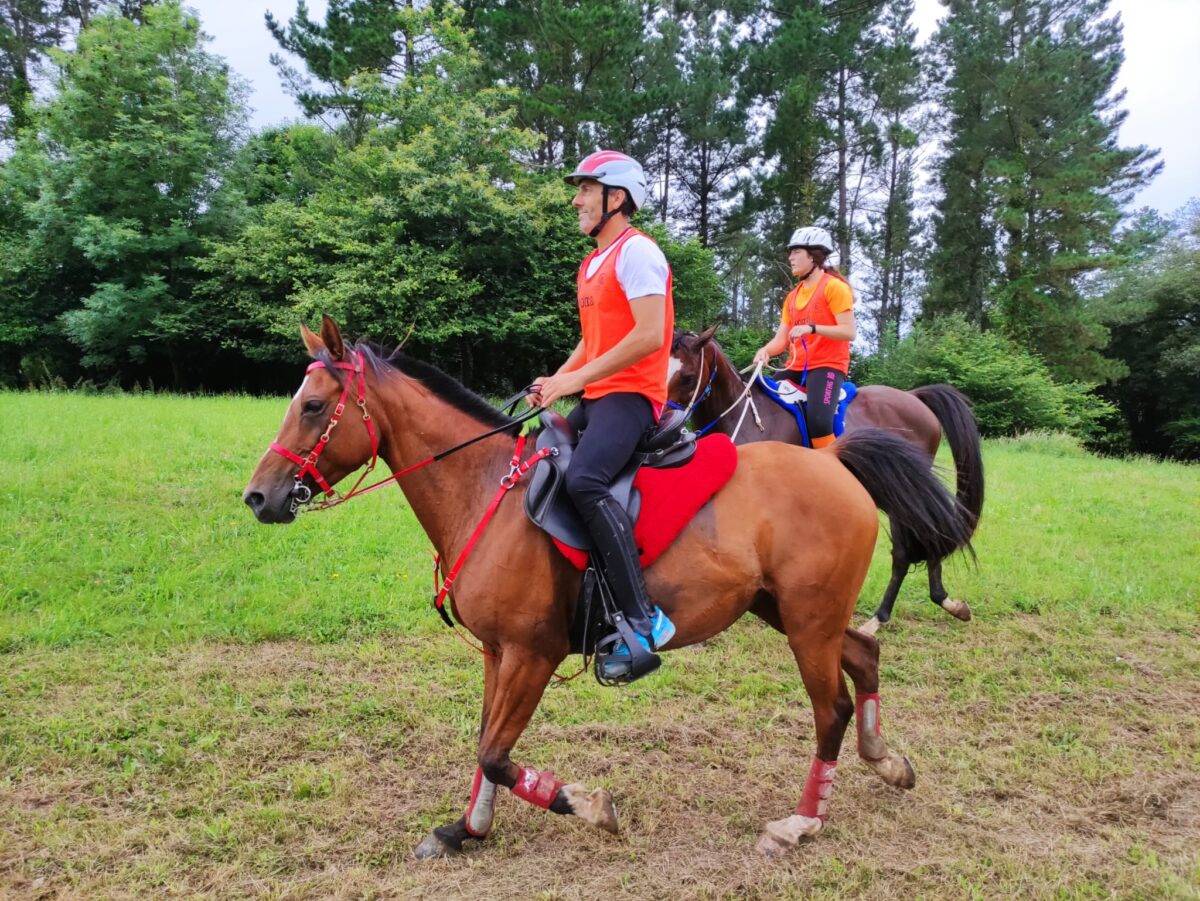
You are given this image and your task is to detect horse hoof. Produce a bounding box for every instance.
[756,814,823,857]
[864,752,917,790]
[414,832,461,860]
[941,598,972,622]
[858,616,881,636]
[562,783,620,834]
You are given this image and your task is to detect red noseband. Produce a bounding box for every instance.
[269,351,379,507]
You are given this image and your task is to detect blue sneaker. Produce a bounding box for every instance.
[607,606,676,660]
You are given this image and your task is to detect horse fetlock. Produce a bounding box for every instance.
[858,616,881,636]
[756,815,824,857]
[940,598,972,621]
[559,783,619,834]
[863,751,916,789]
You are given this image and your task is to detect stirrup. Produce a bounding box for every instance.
[594,615,660,686]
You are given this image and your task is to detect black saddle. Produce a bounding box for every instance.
[523,408,696,550]
[524,407,696,676]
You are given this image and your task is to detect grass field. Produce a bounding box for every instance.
[2,390,1198,899]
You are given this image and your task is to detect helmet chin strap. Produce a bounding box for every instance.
[797,262,819,281]
[589,185,620,239]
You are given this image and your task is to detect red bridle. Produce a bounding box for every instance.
[269,351,379,507]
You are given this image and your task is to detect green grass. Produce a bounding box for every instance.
[3,391,1196,650]
[2,390,1199,899]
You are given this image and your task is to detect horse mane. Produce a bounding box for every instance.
[324,342,520,435]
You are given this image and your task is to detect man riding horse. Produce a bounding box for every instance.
[529,150,676,682]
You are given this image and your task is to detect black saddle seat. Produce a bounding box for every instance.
[524,408,697,551]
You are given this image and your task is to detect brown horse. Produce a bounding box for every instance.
[668,326,985,633]
[244,317,972,858]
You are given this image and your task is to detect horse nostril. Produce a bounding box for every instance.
[244,490,265,512]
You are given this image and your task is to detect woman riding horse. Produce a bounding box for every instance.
[671,326,984,632]
[244,316,973,858]
[751,225,855,450]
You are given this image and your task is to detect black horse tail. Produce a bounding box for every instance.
[834,429,975,566]
[911,384,985,534]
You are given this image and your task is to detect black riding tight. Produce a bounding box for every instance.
[782,366,844,440]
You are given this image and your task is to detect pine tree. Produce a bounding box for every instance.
[928,0,1161,381]
[266,0,446,142]
[651,0,752,247]
[461,0,653,167]
[858,0,924,345]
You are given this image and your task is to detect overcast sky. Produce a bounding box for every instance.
[187,0,1198,217]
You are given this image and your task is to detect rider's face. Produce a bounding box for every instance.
[571,180,619,235]
[789,247,815,276]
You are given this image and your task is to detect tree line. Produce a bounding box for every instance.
[1,0,1196,457]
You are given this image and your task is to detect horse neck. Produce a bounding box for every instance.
[694,346,750,432]
[696,347,799,443]
[370,371,517,557]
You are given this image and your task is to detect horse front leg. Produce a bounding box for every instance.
[840,628,916,789]
[414,643,617,860]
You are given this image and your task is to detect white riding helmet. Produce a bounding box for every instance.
[564,150,648,210]
[787,225,835,254]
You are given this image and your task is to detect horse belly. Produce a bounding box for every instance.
[646,443,877,646]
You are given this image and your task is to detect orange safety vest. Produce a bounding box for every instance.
[577,227,674,407]
[782,272,852,374]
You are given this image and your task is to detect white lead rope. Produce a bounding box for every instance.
[721,361,766,441]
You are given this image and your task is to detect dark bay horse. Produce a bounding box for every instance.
[669,327,985,633]
[244,317,973,858]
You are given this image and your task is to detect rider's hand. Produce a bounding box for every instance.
[526,376,549,408]
[752,347,771,366]
[789,324,814,341]
[535,371,585,408]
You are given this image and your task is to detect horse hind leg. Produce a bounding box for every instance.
[841,628,916,789]
[927,558,972,621]
[756,624,853,858]
[861,537,910,635]
[414,644,617,861]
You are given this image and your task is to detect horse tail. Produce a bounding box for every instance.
[833,429,975,566]
[911,384,985,534]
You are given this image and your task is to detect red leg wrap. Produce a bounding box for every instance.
[511,765,563,810]
[796,756,837,821]
[465,767,497,837]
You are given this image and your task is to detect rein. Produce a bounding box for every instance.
[268,359,592,676]
[269,353,542,513]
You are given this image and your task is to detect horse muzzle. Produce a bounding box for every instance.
[243,480,304,524]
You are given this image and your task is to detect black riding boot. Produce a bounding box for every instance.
[585,497,656,636]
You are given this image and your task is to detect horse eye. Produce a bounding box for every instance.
[302,399,325,415]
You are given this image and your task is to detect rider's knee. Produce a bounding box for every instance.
[563,465,602,507]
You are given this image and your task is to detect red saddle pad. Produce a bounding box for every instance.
[552,434,738,571]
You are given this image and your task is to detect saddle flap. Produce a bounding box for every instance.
[525,417,638,551]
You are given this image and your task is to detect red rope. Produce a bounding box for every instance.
[432,437,555,658]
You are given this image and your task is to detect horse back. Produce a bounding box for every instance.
[843,385,941,459]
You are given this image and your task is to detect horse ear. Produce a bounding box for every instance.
[698,324,720,345]
[320,314,346,360]
[301,321,325,358]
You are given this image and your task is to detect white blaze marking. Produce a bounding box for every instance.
[667,355,683,381]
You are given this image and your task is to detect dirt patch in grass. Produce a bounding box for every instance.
[2,614,1198,899]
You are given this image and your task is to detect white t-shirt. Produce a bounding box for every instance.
[584,231,670,300]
